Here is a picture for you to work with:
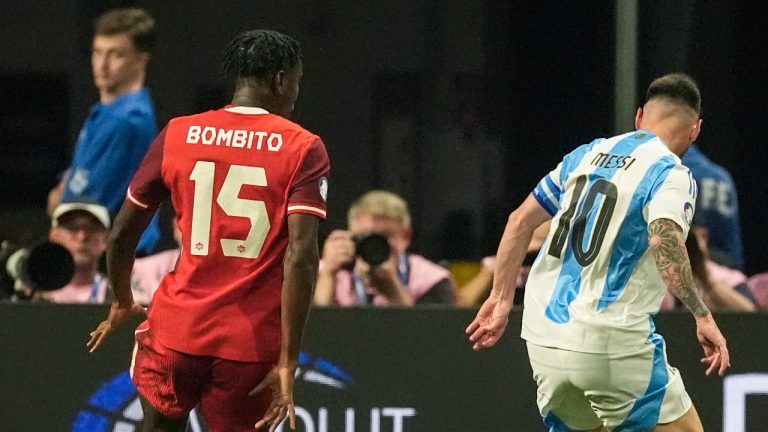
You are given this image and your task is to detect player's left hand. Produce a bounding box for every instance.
[466,296,511,351]
[86,301,145,353]
[251,365,297,431]
[695,313,730,376]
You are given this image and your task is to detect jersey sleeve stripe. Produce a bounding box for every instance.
[287,205,327,218]
[545,174,562,196]
[533,187,558,216]
[541,177,561,207]
[126,188,149,209]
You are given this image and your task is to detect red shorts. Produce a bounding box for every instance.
[130,320,274,431]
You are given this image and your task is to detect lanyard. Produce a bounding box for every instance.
[89,274,103,304]
[353,254,409,305]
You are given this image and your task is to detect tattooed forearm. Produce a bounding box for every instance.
[648,218,710,317]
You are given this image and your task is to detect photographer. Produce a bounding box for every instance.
[38,200,110,303]
[314,190,456,307]
[659,224,755,312]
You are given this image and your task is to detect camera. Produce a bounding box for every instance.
[0,240,75,300]
[352,232,391,266]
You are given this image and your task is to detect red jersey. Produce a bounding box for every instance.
[127,106,330,362]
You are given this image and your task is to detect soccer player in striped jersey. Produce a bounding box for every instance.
[467,73,729,432]
[88,30,329,431]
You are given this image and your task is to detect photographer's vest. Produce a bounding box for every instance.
[329,254,451,306]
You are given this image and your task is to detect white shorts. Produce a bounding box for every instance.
[526,335,692,431]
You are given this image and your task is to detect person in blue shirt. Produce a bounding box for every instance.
[682,145,744,270]
[48,8,162,254]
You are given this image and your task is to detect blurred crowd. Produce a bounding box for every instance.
[8,176,766,314]
[1,8,766,314]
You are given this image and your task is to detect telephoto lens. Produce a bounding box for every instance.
[0,241,75,298]
[353,232,391,266]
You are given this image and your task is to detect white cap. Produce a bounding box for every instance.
[51,201,111,230]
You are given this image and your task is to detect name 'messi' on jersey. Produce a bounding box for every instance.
[185,125,284,152]
[589,152,637,170]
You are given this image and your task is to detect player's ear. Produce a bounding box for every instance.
[273,70,287,95]
[634,107,643,130]
[690,118,702,143]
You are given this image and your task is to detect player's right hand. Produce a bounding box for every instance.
[86,301,146,353]
[466,295,511,351]
[695,313,730,376]
[320,230,355,274]
[251,365,297,431]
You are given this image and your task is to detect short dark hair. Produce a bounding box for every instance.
[94,8,156,53]
[645,73,701,114]
[222,30,302,82]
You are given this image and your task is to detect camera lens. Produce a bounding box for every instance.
[25,242,75,291]
[353,233,391,266]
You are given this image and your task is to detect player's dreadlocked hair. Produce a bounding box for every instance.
[222,30,302,83]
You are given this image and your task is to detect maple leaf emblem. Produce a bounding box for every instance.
[237,244,246,253]
[195,242,204,251]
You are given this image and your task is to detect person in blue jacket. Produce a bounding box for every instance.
[48,8,162,254]
[683,144,744,270]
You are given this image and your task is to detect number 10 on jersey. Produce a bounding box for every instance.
[189,161,271,259]
[547,175,618,266]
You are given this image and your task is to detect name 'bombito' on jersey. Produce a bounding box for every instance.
[186,126,284,151]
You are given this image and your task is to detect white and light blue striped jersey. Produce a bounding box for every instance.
[521,130,697,354]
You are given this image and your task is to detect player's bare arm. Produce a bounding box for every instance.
[648,218,730,376]
[87,203,150,352]
[648,218,708,316]
[466,194,551,350]
[254,213,320,431]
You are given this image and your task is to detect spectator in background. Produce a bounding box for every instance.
[129,219,181,306]
[746,273,768,310]
[682,144,743,270]
[40,200,110,303]
[47,8,162,255]
[660,227,755,312]
[314,190,456,306]
[690,213,757,306]
[458,221,551,306]
[35,199,177,305]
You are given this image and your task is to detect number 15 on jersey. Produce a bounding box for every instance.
[189,161,271,259]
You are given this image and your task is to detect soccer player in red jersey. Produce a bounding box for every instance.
[87,30,330,432]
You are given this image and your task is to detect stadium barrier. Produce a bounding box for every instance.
[1,304,766,431]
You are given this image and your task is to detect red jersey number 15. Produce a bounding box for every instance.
[188,160,270,259]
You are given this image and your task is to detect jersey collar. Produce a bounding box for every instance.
[224,106,270,115]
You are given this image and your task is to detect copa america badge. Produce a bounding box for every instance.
[684,202,694,225]
[318,176,328,202]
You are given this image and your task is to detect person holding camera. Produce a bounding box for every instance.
[314,190,456,306]
[40,200,111,303]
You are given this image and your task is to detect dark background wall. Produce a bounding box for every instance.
[639,0,768,273]
[1,1,766,271]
